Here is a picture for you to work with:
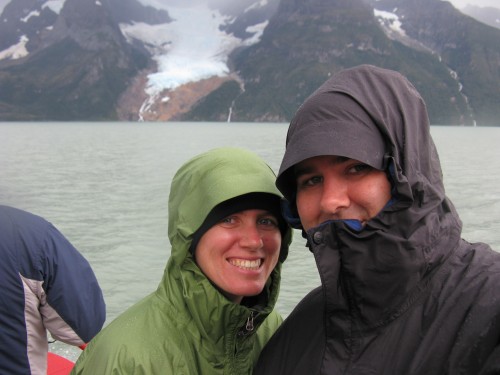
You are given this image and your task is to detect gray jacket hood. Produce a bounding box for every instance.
[277,65,463,327]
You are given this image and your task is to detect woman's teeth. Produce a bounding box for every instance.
[229,259,262,270]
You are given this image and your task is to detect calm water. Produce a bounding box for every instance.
[1,122,499,360]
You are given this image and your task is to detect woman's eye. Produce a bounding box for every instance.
[220,216,236,224]
[258,217,278,226]
[258,217,279,229]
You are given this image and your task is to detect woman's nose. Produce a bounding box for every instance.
[239,224,264,249]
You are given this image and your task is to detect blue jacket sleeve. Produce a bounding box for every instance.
[41,222,106,343]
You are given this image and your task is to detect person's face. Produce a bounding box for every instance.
[295,155,392,231]
[195,209,282,304]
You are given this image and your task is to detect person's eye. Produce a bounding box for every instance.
[258,217,279,227]
[297,175,323,189]
[257,216,279,231]
[348,163,372,174]
[220,216,236,225]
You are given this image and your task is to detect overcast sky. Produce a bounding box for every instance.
[446,0,500,9]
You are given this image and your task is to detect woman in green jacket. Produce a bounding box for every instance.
[71,147,292,375]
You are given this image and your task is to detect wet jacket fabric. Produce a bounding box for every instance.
[254,65,500,375]
[0,205,105,375]
[72,147,292,375]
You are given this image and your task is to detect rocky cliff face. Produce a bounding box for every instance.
[365,0,500,126]
[0,0,150,120]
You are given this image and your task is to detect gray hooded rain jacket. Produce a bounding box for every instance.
[254,65,500,375]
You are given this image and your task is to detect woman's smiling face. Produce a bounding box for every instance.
[194,209,282,304]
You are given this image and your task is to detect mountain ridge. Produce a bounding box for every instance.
[0,0,499,125]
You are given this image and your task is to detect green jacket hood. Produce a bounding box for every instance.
[168,147,292,265]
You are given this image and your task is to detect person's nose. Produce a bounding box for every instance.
[239,223,264,250]
[319,177,350,216]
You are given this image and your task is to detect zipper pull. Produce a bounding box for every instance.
[245,311,255,332]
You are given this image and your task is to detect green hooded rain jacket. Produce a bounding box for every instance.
[71,147,292,375]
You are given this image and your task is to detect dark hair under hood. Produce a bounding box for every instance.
[276,64,463,326]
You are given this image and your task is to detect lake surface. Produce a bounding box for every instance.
[1,122,499,360]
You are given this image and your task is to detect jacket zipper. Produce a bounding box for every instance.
[237,311,255,336]
[245,311,255,332]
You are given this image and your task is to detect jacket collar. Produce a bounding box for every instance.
[156,256,281,343]
[305,198,462,332]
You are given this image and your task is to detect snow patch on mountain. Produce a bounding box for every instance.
[244,20,268,45]
[151,5,236,94]
[0,0,65,62]
[0,0,65,19]
[245,0,270,12]
[0,35,28,60]
[21,10,40,23]
[374,8,435,54]
[42,0,66,15]
[374,9,407,38]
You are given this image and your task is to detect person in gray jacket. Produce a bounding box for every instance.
[254,65,500,375]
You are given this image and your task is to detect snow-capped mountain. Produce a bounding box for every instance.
[1,0,499,125]
[117,0,279,120]
[0,0,279,121]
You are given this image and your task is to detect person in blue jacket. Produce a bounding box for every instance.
[0,205,106,375]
